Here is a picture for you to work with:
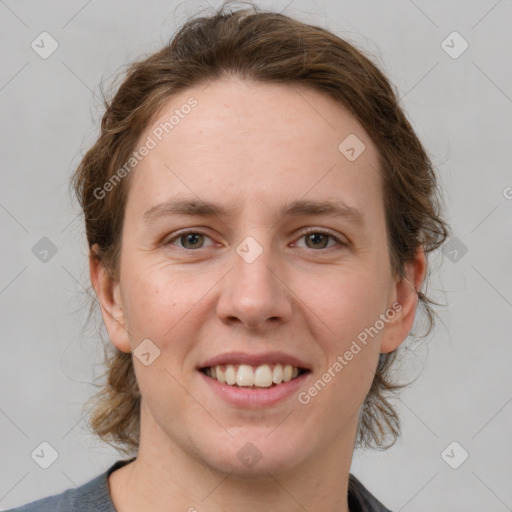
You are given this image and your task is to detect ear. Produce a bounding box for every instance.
[89,244,131,354]
[380,247,427,354]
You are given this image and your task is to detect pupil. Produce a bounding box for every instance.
[184,233,202,248]
[308,233,326,248]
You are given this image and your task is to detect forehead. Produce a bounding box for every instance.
[125,76,383,225]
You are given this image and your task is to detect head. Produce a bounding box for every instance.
[74,2,448,470]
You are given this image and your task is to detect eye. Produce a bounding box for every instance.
[165,229,346,251]
[294,229,345,250]
[166,230,214,250]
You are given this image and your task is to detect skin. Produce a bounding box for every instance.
[90,75,426,512]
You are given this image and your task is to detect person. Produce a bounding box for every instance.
[7,1,448,511]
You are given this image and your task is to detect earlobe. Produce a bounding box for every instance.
[89,244,132,354]
[380,247,427,354]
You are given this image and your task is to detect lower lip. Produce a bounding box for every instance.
[199,370,310,408]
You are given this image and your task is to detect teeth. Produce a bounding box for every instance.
[236,364,254,386]
[216,365,226,384]
[225,365,236,385]
[205,363,303,388]
[254,365,273,387]
[272,364,283,384]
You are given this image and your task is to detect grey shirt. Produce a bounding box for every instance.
[6,458,392,511]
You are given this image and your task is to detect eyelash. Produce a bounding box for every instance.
[165,228,347,252]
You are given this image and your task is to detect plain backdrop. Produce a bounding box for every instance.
[1,1,511,511]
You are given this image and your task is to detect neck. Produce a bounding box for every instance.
[108,405,358,512]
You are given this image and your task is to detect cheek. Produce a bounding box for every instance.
[297,273,383,430]
[300,265,390,344]
[121,268,202,404]
[121,261,203,338]
[295,267,386,402]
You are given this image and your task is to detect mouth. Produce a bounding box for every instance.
[200,363,310,388]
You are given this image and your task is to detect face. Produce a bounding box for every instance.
[93,76,423,477]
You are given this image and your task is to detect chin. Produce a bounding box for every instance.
[200,428,310,478]
[209,451,305,480]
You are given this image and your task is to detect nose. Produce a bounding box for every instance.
[216,239,293,330]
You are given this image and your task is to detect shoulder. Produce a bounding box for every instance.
[348,473,393,512]
[4,486,77,512]
[4,458,135,512]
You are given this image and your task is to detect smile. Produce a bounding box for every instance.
[201,363,308,388]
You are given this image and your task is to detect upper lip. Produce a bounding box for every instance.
[198,351,311,370]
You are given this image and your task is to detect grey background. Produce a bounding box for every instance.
[1,0,511,510]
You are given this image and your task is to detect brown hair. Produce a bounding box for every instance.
[73,1,448,456]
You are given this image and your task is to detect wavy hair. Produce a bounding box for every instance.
[73,1,448,456]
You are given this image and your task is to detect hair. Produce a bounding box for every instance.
[73,1,448,456]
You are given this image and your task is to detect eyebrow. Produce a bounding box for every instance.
[142,197,364,226]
